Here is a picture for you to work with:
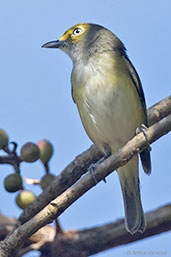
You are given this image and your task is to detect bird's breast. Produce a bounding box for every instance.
[71,60,144,154]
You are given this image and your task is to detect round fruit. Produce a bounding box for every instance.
[0,129,9,150]
[16,190,36,209]
[40,174,56,191]
[20,142,40,163]
[4,173,22,193]
[37,139,53,165]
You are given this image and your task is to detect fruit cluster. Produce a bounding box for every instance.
[0,129,55,210]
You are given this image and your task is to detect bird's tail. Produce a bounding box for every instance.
[140,149,151,175]
[117,156,145,234]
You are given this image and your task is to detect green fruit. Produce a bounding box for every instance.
[4,173,22,193]
[20,142,40,163]
[0,129,9,149]
[16,190,36,209]
[40,174,56,191]
[37,139,53,165]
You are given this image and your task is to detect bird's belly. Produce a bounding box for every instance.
[74,77,144,154]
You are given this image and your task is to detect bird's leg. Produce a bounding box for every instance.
[136,124,152,151]
[88,152,111,184]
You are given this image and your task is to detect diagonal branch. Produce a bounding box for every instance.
[18,96,171,225]
[0,106,170,256]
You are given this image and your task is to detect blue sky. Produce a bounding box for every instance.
[0,1,170,256]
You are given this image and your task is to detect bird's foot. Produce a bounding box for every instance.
[136,124,152,151]
[89,163,98,185]
[88,153,111,184]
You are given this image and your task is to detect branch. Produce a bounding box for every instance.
[0,214,16,242]
[0,204,170,257]
[19,144,103,224]
[147,96,171,126]
[18,96,171,225]
[50,204,171,257]
[0,213,55,256]
[0,106,170,256]
[0,154,21,168]
[0,214,55,244]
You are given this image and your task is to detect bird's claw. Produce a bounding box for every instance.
[136,124,152,151]
[88,163,98,185]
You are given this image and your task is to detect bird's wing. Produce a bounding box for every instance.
[123,55,147,125]
[123,54,151,175]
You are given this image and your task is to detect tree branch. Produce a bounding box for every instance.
[50,204,171,257]
[18,144,103,224]
[18,96,171,225]
[0,102,170,256]
[0,213,55,256]
[0,204,170,257]
[147,96,171,126]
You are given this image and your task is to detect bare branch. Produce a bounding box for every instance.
[0,106,170,256]
[50,204,171,257]
[0,214,55,257]
[147,96,171,126]
[0,214,16,242]
[0,204,170,257]
[18,96,171,225]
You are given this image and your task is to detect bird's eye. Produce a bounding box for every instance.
[73,28,82,36]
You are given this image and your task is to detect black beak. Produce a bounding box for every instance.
[41,40,63,48]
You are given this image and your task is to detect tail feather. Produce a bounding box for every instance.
[140,149,151,175]
[117,156,145,234]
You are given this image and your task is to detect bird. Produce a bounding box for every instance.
[42,23,151,234]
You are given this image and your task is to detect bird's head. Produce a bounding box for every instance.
[42,23,125,64]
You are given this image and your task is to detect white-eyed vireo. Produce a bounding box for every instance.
[42,23,151,234]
